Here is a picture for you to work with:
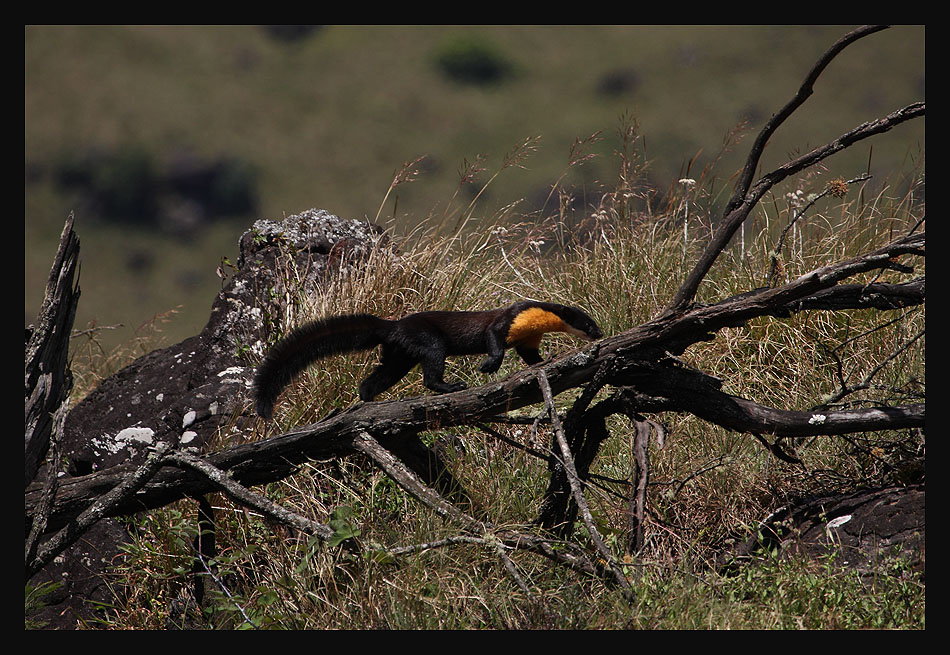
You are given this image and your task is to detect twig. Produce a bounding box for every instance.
[26,441,170,579]
[671,100,924,312]
[751,432,803,465]
[493,538,535,600]
[536,370,631,592]
[820,328,925,407]
[668,25,922,312]
[192,550,259,629]
[385,534,493,556]
[768,174,872,286]
[670,456,728,499]
[165,450,336,543]
[477,423,551,460]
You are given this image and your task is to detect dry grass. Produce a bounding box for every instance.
[69,124,924,629]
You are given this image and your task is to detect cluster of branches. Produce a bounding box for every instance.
[26,26,924,595]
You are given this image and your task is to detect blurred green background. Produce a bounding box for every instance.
[25,25,925,352]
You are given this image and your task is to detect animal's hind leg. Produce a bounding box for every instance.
[420,351,467,394]
[358,347,415,401]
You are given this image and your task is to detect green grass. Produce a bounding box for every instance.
[25,25,924,351]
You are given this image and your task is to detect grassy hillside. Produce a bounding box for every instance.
[66,154,924,629]
[25,25,924,353]
[26,25,925,629]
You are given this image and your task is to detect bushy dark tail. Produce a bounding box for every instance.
[253,314,392,418]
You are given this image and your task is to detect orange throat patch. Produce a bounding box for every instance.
[506,308,569,348]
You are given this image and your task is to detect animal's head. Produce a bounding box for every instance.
[558,305,603,341]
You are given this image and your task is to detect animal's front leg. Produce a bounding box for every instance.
[515,344,543,365]
[478,328,506,374]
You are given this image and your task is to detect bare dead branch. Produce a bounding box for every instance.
[728,25,888,214]
[787,278,924,313]
[537,370,631,592]
[749,104,923,208]
[495,541,535,600]
[26,442,169,580]
[165,450,336,543]
[667,24,922,313]
[26,213,80,487]
[352,431,479,528]
[670,102,923,312]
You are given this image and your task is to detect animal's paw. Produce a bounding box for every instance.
[479,358,501,374]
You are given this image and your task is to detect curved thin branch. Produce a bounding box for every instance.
[352,431,478,528]
[537,370,631,592]
[26,442,169,580]
[727,25,888,213]
[669,101,924,312]
[668,24,922,313]
[820,327,925,407]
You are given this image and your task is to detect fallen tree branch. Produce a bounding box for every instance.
[165,449,336,543]
[537,370,631,592]
[25,229,924,534]
[26,442,169,579]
